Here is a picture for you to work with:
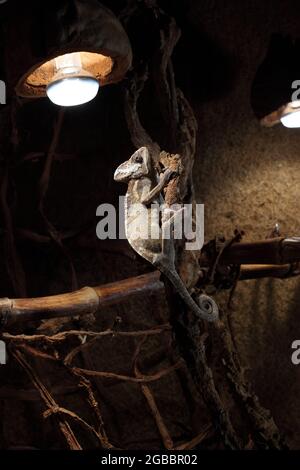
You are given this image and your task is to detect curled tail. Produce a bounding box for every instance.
[159,264,219,322]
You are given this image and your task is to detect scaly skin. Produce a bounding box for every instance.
[114,146,219,322]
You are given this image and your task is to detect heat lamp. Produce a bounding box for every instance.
[7,0,132,107]
[46,52,100,107]
[251,34,300,128]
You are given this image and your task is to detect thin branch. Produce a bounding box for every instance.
[124,67,160,159]
[175,424,213,450]
[3,324,171,344]
[188,326,242,449]
[69,360,184,384]
[63,325,171,366]
[12,345,117,449]
[68,370,115,449]
[133,337,174,449]
[214,317,286,449]
[11,347,82,450]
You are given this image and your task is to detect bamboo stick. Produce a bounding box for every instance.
[239,264,294,280]
[217,237,300,265]
[1,236,300,326]
[0,272,162,327]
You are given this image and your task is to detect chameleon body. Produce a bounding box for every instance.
[114,146,219,322]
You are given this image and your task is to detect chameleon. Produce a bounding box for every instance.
[114,146,219,322]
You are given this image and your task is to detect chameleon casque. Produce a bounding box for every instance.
[114,146,219,322]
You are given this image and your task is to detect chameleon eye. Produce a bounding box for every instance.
[134,155,143,163]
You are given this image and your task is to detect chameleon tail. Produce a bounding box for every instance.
[159,265,219,322]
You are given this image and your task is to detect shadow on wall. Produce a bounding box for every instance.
[168,0,300,449]
[172,23,239,104]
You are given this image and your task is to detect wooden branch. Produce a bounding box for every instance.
[216,237,300,265]
[214,318,286,449]
[67,360,184,384]
[0,272,163,327]
[12,345,116,449]
[1,254,300,327]
[66,370,115,449]
[62,325,170,366]
[174,424,213,450]
[199,237,300,285]
[3,324,171,344]
[239,264,296,280]
[152,14,181,150]
[133,337,174,449]
[11,348,82,450]
[124,68,160,158]
[189,327,242,449]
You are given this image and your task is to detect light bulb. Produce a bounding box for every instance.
[46,52,99,107]
[290,100,300,108]
[280,109,300,128]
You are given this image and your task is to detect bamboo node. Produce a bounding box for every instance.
[0,298,12,330]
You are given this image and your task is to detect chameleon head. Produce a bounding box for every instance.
[114,147,151,183]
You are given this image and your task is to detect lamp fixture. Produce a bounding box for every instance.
[46,52,100,107]
[251,34,300,128]
[280,104,300,128]
[7,1,132,106]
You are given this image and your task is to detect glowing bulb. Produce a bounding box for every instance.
[280,110,300,128]
[47,77,99,107]
[46,52,99,107]
[290,100,300,108]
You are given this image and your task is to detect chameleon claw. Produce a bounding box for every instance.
[160,168,178,184]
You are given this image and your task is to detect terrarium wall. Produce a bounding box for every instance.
[175,0,300,447]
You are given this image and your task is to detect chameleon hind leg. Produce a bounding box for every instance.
[160,207,219,322]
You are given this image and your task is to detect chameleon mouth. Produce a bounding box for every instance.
[113,164,129,182]
[114,162,144,182]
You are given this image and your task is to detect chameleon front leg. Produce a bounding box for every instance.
[141,169,176,205]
